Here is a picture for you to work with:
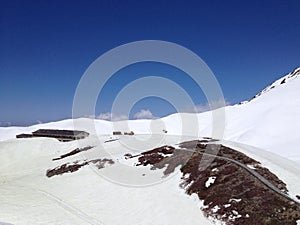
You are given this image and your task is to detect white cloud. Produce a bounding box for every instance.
[184,100,230,113]
[133,109,154,120]
[96,112,128,121]
[192,104,211,113]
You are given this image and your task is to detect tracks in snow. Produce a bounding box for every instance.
[9,181,104,225]
[35,189,105,225]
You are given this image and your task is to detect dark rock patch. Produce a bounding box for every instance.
[46,158,114,177]
[133,145,176,167]
[104,138,119,143]
[134,141,300,225]
[52,146,94,161]
[89,158,114,169]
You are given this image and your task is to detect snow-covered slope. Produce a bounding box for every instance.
[0,136,213,225]
[1,67,300,163]
[240,67,300,104]
[224,67,300,163]
[0,135,299,225]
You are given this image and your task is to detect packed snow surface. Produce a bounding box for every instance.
[0,135,214,225]
[1,134,298,225]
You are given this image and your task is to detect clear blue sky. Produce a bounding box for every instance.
[1,0,300,125]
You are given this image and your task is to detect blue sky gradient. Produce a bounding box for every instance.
[1,0,300,125]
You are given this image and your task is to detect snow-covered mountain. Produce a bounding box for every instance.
[224,67,300,163]
[241,67,300,104]
[1,67,300,163]
[0,68,299,225]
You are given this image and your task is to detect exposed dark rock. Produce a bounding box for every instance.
[124,153,133,159]
[52,146,94,161]
[104,138,119,143]
[46,158,114,177]
[136,146,175,167]
[134,141,300,225]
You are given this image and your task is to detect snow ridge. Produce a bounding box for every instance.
[241,67,300,104]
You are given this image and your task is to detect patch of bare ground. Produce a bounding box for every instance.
[134,141,300,225]
[200,143,288,193]
[180,141,288,193]
[52,146,94,161]
[46,158,114,177]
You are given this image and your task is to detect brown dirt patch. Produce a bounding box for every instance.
[134,141,300,225]
[46,158,114,177]
[52,146,94,161]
